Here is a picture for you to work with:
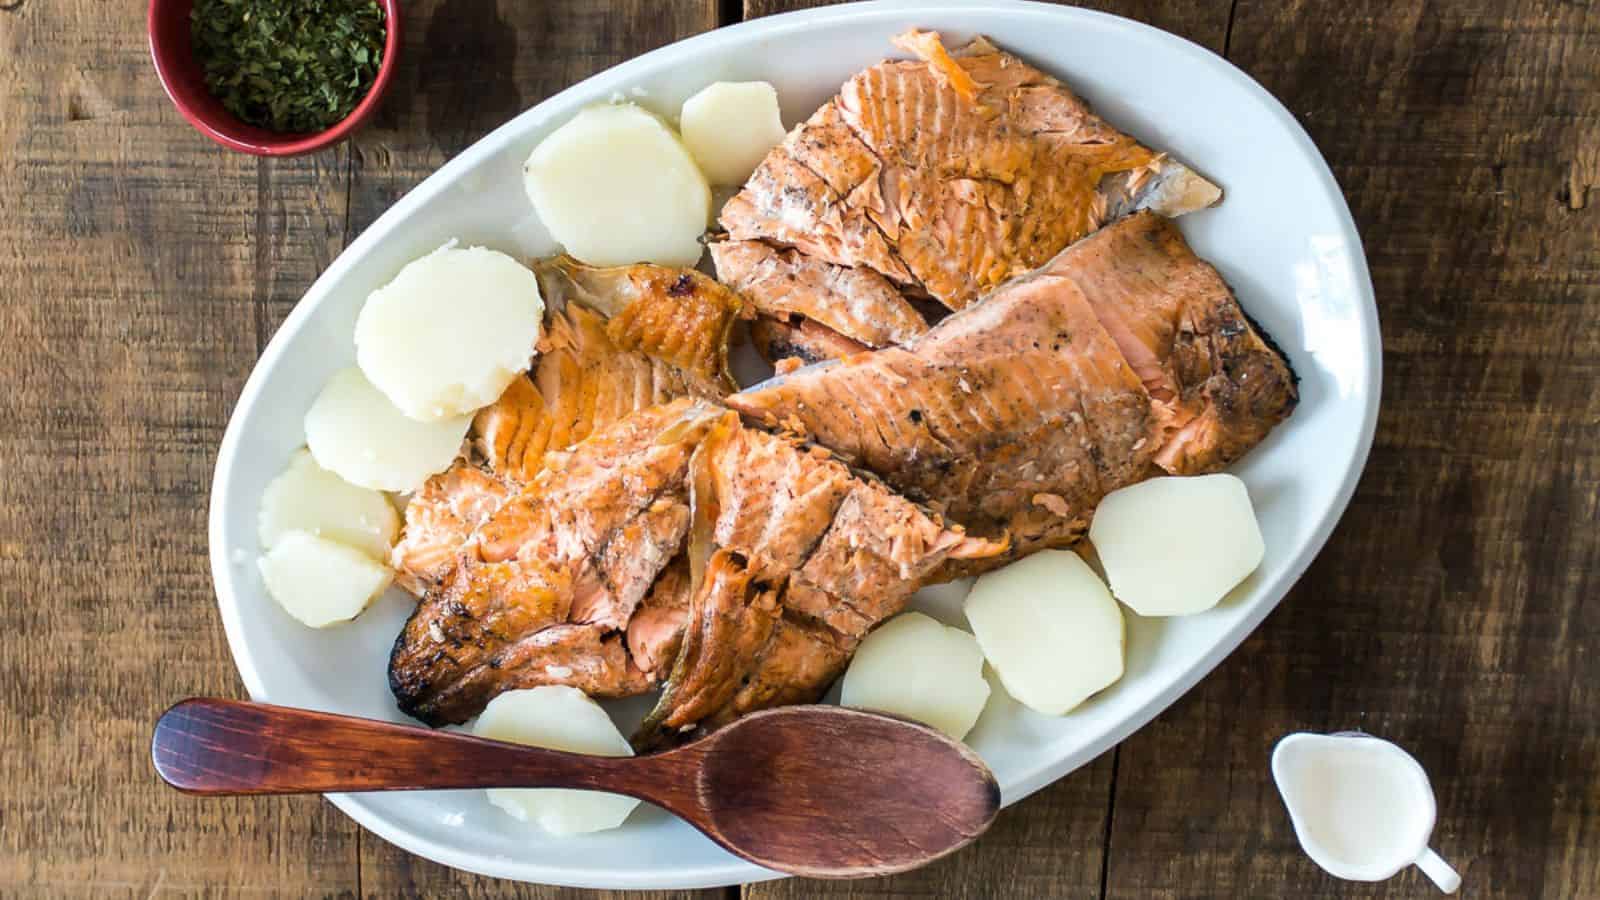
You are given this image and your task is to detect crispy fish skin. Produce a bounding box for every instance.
[389,399,720,726]
[720,30,1220,313]
[533,254,749,391]
[728,213,1294,574]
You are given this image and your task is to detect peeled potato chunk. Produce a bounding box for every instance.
[840,612,991,741]
[1089,474,1265,616]
[472,686,641,835]
[258,449,399,560]
[304,367,470,493]
[524,103,710,267]
[355,243,544,422]
[964,550,1124,716]
[679,81,786,186]
[258,531,393,628]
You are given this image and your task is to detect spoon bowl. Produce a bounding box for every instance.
[152,698,999,879]
[696,706,1000,877]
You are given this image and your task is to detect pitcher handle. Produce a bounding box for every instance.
[1414,847,1460,893]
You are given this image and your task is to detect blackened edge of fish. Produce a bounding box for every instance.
[1227,280,1301,394]
[388,612,449,726]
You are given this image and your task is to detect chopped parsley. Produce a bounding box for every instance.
[191,0,386,134]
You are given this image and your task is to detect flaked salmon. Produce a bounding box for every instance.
[389,464,513,596]
[635,412,999,746]
[390,400,999,732]
[719,30,1221,324]
[389,400,717,725]
[473,256,745,484]
[625,556,690,677]
[728,213,1295,572]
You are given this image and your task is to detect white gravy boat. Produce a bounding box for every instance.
[1272,732,1461,893]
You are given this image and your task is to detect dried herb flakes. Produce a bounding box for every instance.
[191,0,386,134]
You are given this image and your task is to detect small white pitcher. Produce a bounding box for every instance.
[1271,732,1461,893]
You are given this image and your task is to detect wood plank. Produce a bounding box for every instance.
[0,0,358,896]
[734,2,1230,898]
[741,0,1230,50]
[1103,1,1600,897]
[344,0,717,891]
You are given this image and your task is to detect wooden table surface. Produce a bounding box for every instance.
[3,0,1596,896]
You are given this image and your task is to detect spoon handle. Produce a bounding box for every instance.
[152,698,649,796]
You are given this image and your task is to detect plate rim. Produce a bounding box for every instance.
[207,0,1381,888]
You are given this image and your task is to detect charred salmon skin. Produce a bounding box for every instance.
[748,315,872,372]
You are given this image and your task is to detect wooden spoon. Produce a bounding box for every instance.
[152,698,1000,879]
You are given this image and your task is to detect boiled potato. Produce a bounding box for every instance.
[964,550,1124,716]
[257,530,393,628]
[355,243,544,422]
[1089,474,1264,616]
[523,103,710,267]
[679,81,786,185]
[472,686,641,835]
[840,612,990,741]
[258,449,399,560]
[304,367,470,493]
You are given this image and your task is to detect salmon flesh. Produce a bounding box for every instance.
[388,400,999,732]
[389,258,747,597]
[728,213,1297,573]
[715,29,1222,362]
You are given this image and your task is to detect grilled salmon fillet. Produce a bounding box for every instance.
[635,412,1000,747]
[718,29,1221,345]
[1049,214,1298,473]
[728,213,1296,572]
[390,258,746,596]
[474,255,746,483]
[389,400,717,725]
[390,400,999,731]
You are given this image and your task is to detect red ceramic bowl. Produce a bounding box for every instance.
[148,0,401,156]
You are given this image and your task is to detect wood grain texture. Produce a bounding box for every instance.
[1100,1,1600,898]
[0,0,359,896]
[742,0,1230,51]
[5,0,1597,896]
